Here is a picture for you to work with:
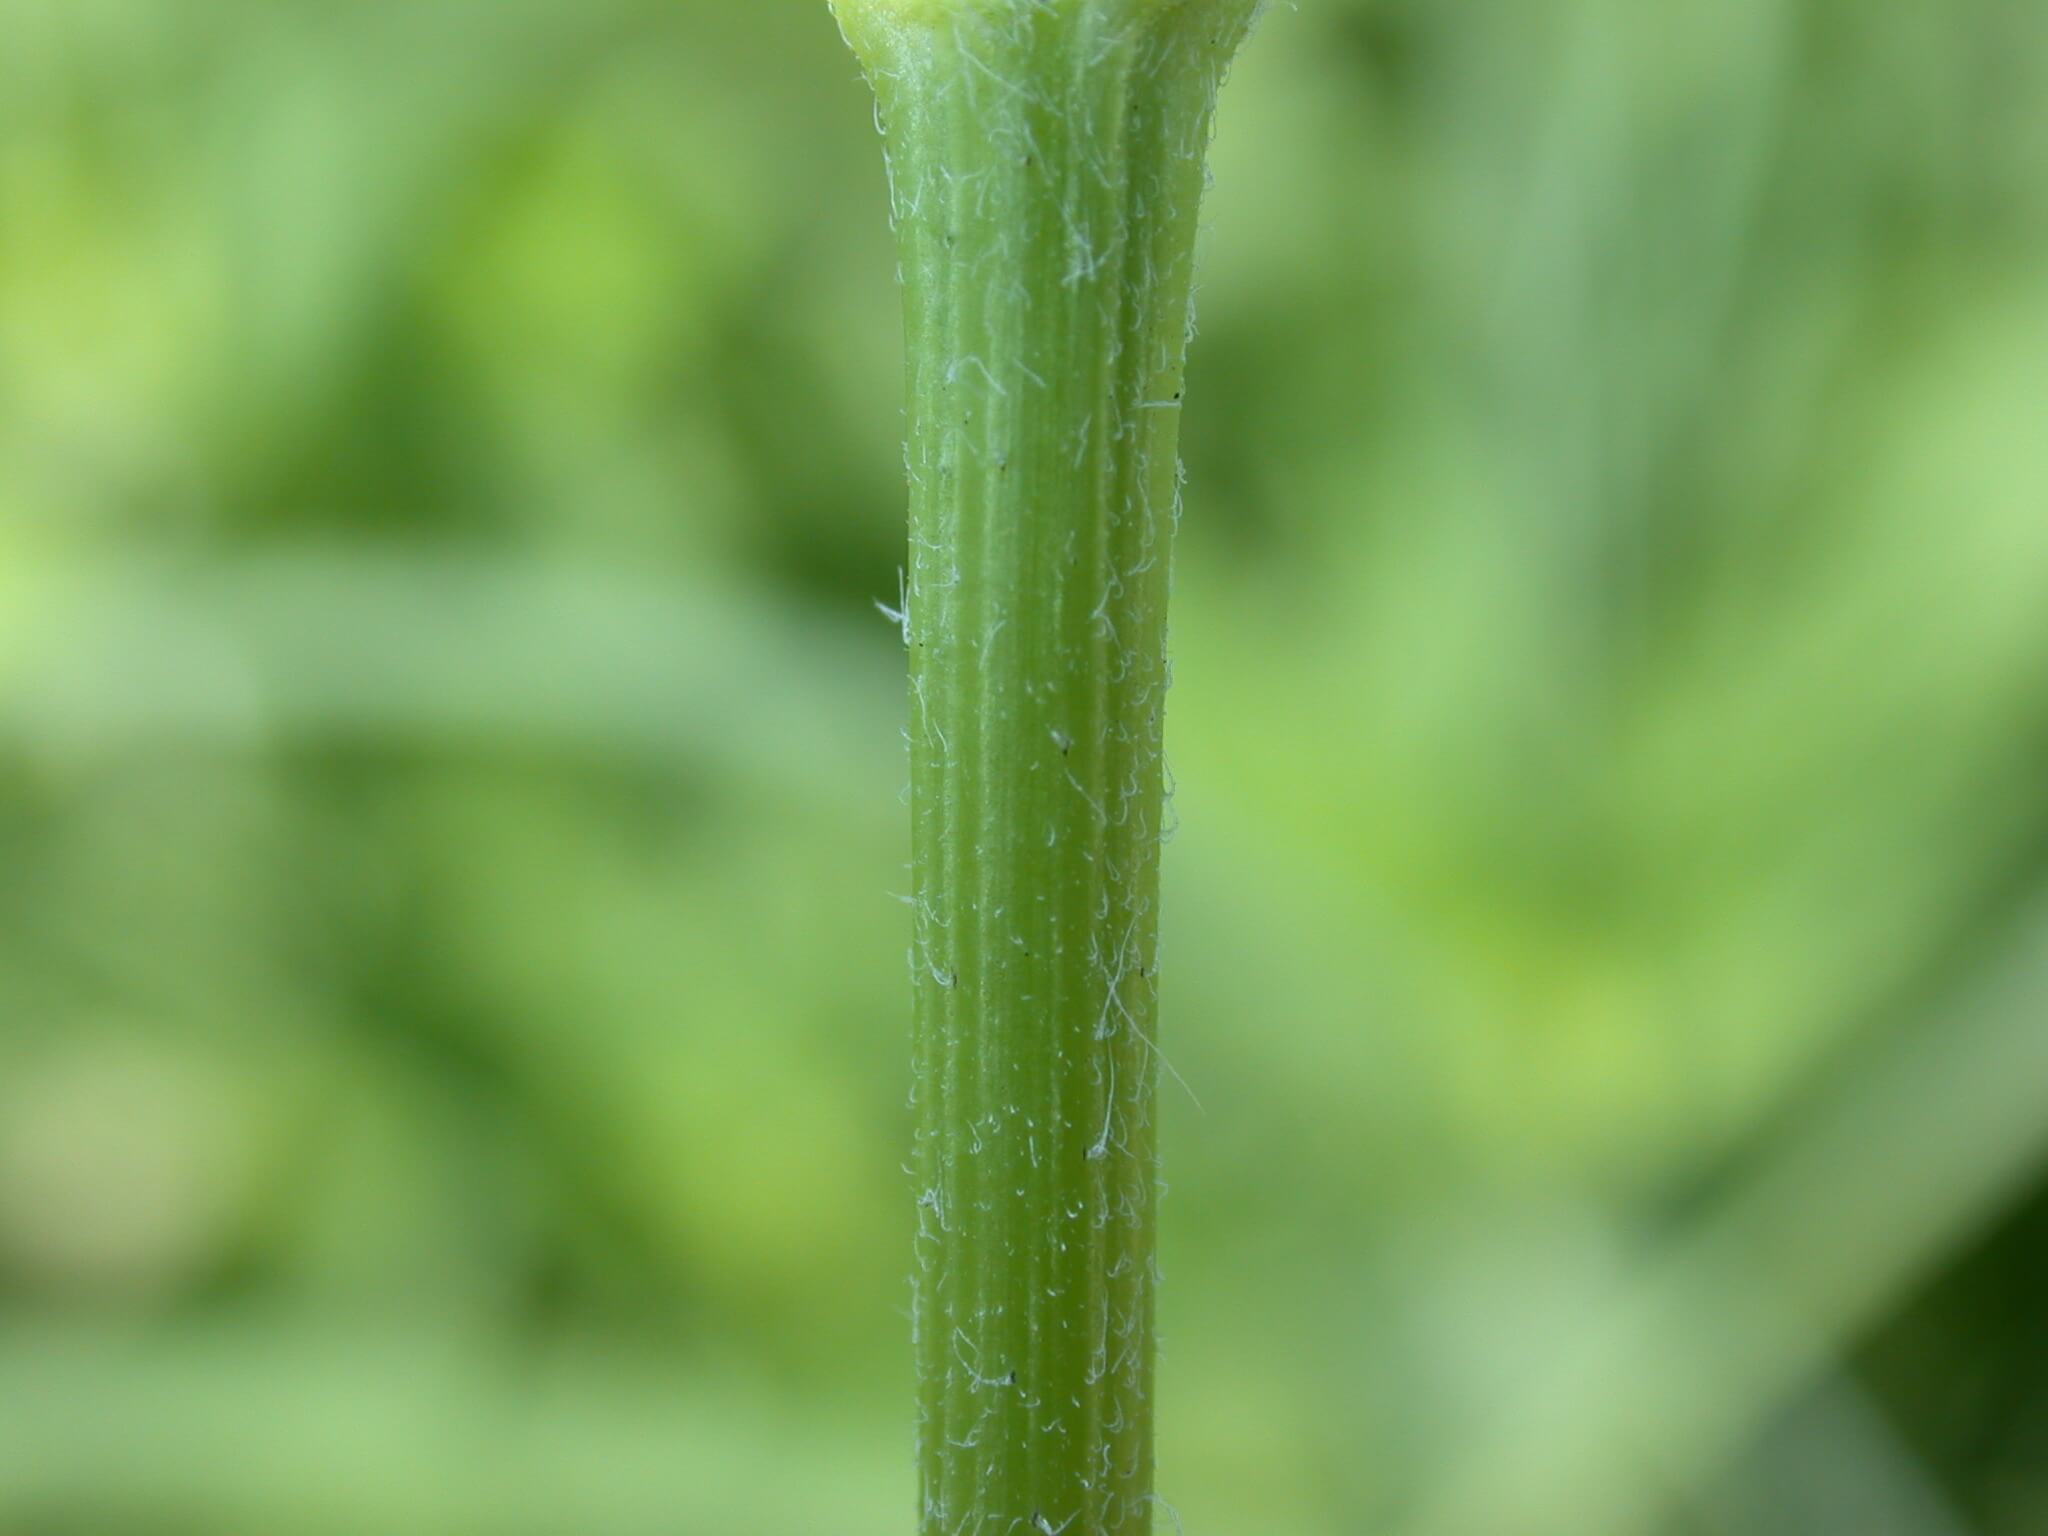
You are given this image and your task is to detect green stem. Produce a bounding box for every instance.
[833,2,1259,1530]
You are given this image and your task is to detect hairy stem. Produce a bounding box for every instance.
[832,2,1260,1530]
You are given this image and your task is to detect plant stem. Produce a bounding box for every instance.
[832,2,1260,1530]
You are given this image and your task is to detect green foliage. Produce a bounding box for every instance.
[1,1,2046,1532]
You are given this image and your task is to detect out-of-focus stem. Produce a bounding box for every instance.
[831,2,1260,1530]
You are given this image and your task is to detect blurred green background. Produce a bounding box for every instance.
[3,1,2047,1532]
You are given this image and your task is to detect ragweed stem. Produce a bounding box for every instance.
[832,2,1260,1530]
